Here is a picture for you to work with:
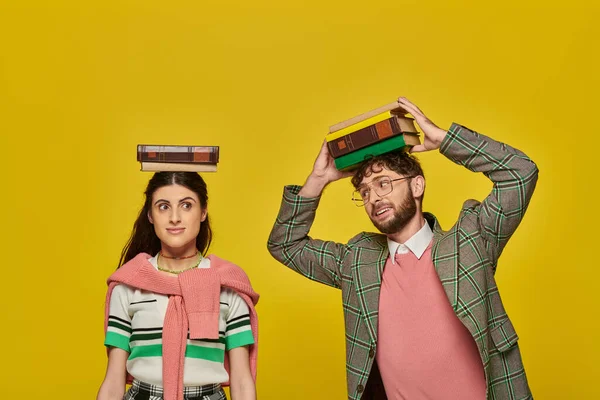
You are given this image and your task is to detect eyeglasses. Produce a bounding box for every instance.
[352,176,414,206]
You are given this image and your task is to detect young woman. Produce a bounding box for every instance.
[97,172,258,400]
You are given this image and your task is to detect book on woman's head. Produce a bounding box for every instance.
[137,145,219,172]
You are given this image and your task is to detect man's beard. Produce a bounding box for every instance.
[371,190,417,235]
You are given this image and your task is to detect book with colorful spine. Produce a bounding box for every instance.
[327,100,421,171]
[137,145,219,172]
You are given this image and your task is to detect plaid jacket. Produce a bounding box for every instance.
[267,123,538,400]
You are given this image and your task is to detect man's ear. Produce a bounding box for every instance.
[411,175,425,198]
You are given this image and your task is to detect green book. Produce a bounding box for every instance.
[334,133,419,171]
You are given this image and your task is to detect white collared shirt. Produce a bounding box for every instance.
[387,220,434,263]
[148,254,211,270]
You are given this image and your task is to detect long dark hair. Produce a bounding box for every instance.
[118,172,213,267]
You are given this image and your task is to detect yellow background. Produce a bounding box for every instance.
[1,0,598,398]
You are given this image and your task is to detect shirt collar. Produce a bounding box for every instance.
[387,220,434,263]
[148,254,211,269]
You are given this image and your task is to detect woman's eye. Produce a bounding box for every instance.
[158,204,169,211]
[182,202,192,209]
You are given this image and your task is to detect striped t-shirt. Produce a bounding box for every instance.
[104,255,255,386]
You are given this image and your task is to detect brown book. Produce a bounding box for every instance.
[140,162,217,172]
[328,100,406,134]
[137,145,219,164]
[327,115,418,158]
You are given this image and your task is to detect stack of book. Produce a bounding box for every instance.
[137,145,219,172]
[327,101,421,171]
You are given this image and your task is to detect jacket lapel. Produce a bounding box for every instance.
[428,213,459,311]
[351,234,388,344]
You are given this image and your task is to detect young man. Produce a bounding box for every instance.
[267,97,537,399]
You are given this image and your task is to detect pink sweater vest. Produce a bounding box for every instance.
[376,245,486,399]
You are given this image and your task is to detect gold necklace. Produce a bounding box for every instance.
[156,253,203,275]
[159,251,198,260]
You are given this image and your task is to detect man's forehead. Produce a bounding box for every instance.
[359,167,402,186]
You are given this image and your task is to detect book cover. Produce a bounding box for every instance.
[137,145,219,164]
[140,162,218,172]
[328,100,406,136]
[334,134,420,171]
[327,115,418,158]
[326,110,401,142]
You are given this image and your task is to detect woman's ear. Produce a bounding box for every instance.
[200,208,208,222]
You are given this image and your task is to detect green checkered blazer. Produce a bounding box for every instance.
[267,123,538,400]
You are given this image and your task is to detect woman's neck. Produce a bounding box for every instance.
[158,245,201,271]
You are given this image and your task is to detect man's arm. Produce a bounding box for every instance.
[267,141,354,289]
[267,185,349,288]
[440,123,539,263]
[397,96,538,264]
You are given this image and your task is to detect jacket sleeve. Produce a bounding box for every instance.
[266,185,350,289]
[440,123,539,265]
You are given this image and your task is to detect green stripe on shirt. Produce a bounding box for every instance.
[186,344,225,362]
[129,344,162,359]
[227,319,250,332]
[108,320,133,333]
[225,330,255,351]
[130,332,162,342]
[128,343,226,363]
[105,331,131,352]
